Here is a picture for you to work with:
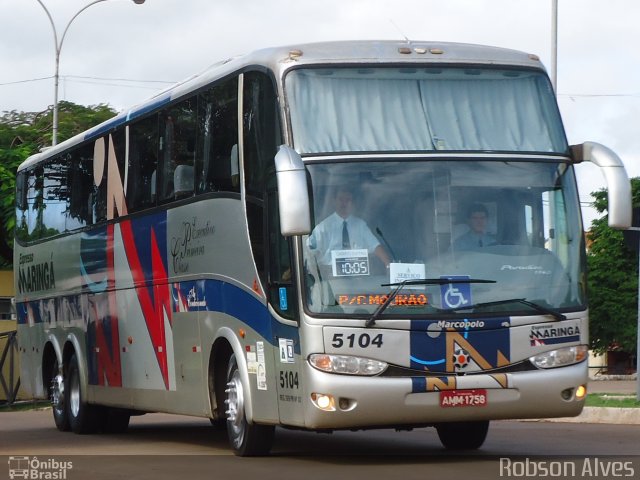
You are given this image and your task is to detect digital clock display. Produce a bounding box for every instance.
[331,249,370,277]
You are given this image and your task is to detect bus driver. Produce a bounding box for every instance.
[307,186,390,270]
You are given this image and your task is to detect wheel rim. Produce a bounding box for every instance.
[69,368,80,418]
[51,373,64,414]
[225,369,245,446]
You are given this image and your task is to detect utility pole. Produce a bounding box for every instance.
[551,0,558,93]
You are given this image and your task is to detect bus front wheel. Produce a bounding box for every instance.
[224,354,274,456]
[435,420,489,450]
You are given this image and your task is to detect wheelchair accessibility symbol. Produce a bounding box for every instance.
[440,276,472,309]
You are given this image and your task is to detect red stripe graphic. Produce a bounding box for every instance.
[120,220,172,390]
[94,223,122,386]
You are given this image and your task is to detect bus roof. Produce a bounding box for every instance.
[19,40,546,172]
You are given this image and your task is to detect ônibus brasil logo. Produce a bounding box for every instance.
[8,456,73,480]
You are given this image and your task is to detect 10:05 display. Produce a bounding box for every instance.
[336,259,369,276]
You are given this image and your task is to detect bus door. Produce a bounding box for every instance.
[266,182,304,426]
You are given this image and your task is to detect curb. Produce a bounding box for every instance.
[589,374,637,381]
[534,407,640,425]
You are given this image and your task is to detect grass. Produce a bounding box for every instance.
[0,400,50,412]
[585,393,640,408]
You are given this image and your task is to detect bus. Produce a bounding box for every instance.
[15,41,631,456]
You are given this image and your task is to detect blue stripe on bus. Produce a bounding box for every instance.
[410,355,445,366]
[15,301,43,325]
[127,95,172,122]
[174,279,300,353]
[80,95,171,141]
[16,279,300,353]
[411,377,426,393]
[203,279,300,353]
[85,116,128,138]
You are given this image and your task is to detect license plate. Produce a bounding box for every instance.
[440,389,488,408]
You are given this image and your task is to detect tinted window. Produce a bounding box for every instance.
[159,97,197,203]
[267,176,296,319]
[15,171,28,241]
[26,166,43,240]
[41,157,68,236]
[243,71,281,198]
[243,71,282,285]
[128,115,159,212]
[197,77,240,194]
[67,144,97,230]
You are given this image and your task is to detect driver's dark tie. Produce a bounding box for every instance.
[342,220,350,248]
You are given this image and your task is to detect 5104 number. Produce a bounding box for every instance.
[279,370,299,389]
[331,333,383,349]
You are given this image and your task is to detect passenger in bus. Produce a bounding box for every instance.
[453,203,496,250]
[307,186,391,268]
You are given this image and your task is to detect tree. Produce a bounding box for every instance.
[0,102,116,267]
[587,177,640,356]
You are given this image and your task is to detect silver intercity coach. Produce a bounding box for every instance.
[15,41,631,455]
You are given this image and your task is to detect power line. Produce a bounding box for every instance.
[0,74,176,88]
[64,74,175,85]
[0,75,54,86]
[62,77,172,91]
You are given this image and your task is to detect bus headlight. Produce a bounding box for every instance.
[529,345,588,369]
[309,354,388,375]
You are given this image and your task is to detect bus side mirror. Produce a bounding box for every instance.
[571,142,632,229]
[274,145,311,236]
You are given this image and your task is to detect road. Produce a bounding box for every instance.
[1,409,639,480]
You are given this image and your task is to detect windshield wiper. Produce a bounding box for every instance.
[365,278,496,328]
[446,298,566,321]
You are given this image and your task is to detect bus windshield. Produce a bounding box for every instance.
[287,67,567,155]
[301,160,585,318]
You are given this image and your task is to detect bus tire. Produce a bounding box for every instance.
[50,358,70,432]
[66,353,102,434]
[224,354,275,456]
[435,420,489,450]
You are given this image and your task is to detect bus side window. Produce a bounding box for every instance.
[15,170,28,241]
[243,70,282,286]
[243,71,281,198]
[159,97,197,203]
[67,145,95,230]
[267,180,296,320]
[128,114,159,212]
[42,157,68,237]
[196,77,240,194]
[26,166,43,241]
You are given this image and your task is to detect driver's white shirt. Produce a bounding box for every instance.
[307,213,380,265]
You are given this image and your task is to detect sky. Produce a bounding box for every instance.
[1,0,639,227]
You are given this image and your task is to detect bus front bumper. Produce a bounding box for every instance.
[301,361,588,430]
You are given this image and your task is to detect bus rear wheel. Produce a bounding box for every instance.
[224,354,274,456]
[50,359,69,432]
[66,353,102,434]
[435,420,489,450]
